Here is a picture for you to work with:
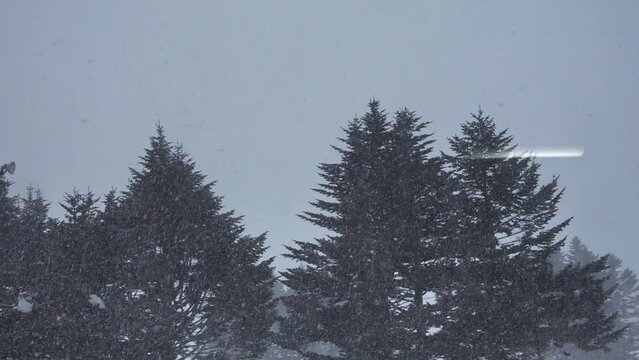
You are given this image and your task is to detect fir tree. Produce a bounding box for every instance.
[263,281,305,360]
[281,101,445,359]
[614,268,639,359]
[44,190,111,359]
[386,109,449,359]
[0,174,19,315]
[567,237,598,266]
[439,110,621,358]
[0,182,47,359]
[550,238,639,359]
[281,101,397,359]
[12,187,52,358]
[117,126,275,359]
[95,189,133,357]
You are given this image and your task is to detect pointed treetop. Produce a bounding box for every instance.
[362,99,386,126]
[567,236,599,266]
[368,98,380,112]
[148,123,170,153]
[448,108,514,158]
[155,123,166,139]
[393,107,430,134]
[21,185,49,219]
[60,189,99,225]
[152,123,170,149]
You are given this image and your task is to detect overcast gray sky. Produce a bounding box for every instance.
[1,1,637,272]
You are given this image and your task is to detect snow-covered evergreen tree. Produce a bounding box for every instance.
[281,101,398,359]
[13,187,52,357]
[43,190,112,358]
[386,108,450,358]
[0,175,19,325]
[0,183,50,359]
[439,110,621,358]
[116,126,275,359]
[281,101,446,359]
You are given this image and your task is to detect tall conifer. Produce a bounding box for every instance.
[117,126,275,358]
[281,102,445,359]
[440,110,621,358]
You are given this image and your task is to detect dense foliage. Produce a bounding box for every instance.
[0,103,635,359]
[547,237,639,359]
[280,102,625,359]
[0,127,275,359]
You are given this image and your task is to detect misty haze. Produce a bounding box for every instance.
[1,1,638,359]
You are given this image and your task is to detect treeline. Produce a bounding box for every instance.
[0,128,275,359]
[0,101,636,359]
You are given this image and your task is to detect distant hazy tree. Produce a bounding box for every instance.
[614,268,639,359]
[261,281,305,360]
[548,237,639,359]
[567,237,598,266]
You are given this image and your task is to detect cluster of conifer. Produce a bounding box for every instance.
[0,101,634,359]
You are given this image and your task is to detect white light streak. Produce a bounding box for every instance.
[473,147,584,159]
